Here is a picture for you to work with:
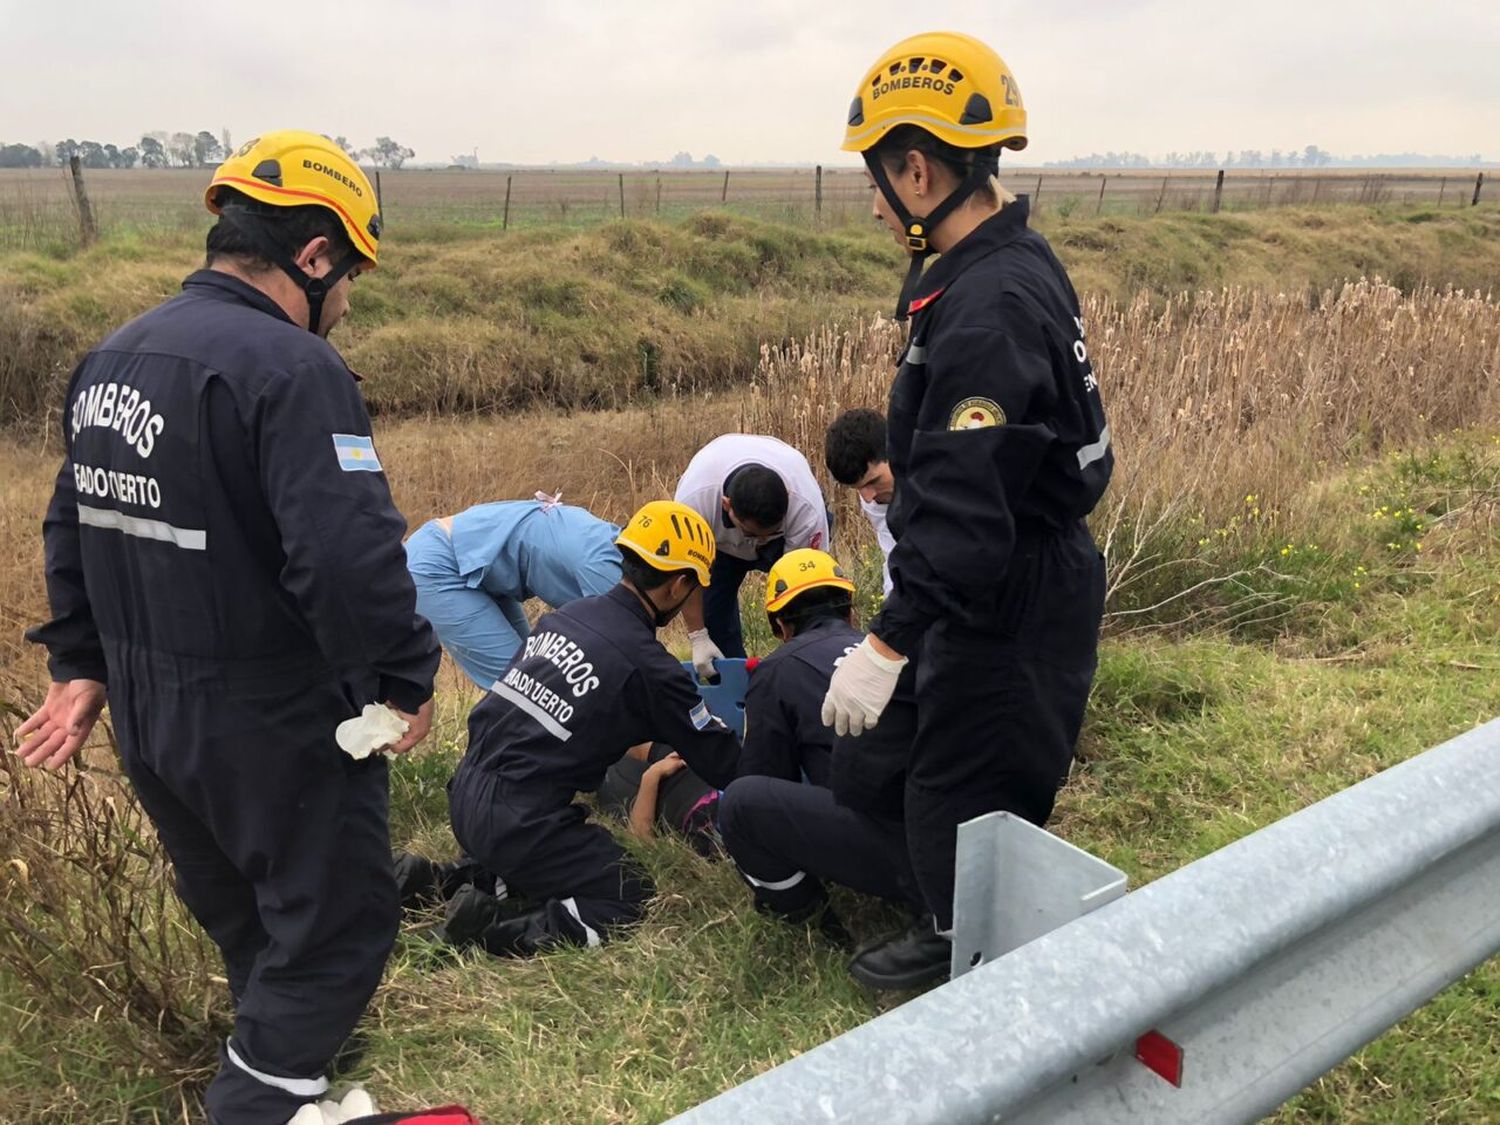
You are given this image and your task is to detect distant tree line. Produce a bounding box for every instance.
[1046,145,1488,169]
[0,132,417,170]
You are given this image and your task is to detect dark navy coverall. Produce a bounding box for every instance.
[448,585,739,949]
[719,618,922,919]
[26,270,439,1125]
[836,198,1112,931]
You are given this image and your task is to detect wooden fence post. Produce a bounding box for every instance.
[721,169,731,204]
[1437,176,1446,207]
[68,156,97,245]
[374,170,383,217]
[1095,175,1108,215]
[1154,174,1168,215]
[1033,174,1043,210]
[815,164,823,222]
[656,174,662,215]
[502,174,512,230]
[1473,172,1485,206]
[618,172,625,219]
[1211,169,1225,214]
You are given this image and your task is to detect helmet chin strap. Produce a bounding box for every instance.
[217,206,361,334]
[863,148,1000,321]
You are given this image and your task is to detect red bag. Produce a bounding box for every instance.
[347,1110,481,1124]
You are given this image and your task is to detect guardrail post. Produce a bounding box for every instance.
[952,812,1127,978]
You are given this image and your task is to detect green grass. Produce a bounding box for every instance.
[3,433,1496,1121]
[3,203,1498,432]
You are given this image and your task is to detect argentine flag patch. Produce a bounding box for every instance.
[690,701,714,730]
[332,434,382,472]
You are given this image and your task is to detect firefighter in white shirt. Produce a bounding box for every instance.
[674,434,830,676]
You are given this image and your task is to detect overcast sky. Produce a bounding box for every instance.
[3,0,1494,165]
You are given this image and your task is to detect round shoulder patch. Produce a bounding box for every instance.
[949,396,1006,430]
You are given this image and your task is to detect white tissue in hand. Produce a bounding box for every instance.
[336,705,409,759]
[337,1089,375,1118]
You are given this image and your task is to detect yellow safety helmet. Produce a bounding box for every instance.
[765,549,855,614]
[842,31,1027,155]
[616,501,716,586]
[842,33,1026,321]
[206,130,382,266]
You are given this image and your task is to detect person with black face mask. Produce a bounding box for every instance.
[438,501,741,957]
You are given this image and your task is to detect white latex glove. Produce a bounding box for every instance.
[336,1089,375,1120]
[335,704,409,760]
[688,628,725,682]
[286,1088,376,1124]
[820,637,908,737]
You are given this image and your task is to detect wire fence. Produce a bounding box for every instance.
[0,166,1489,250]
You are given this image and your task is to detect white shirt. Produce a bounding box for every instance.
[860,496,896,597]
[675,434,829,562]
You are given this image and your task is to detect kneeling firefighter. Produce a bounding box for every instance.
[719,549,923,946]
[821,32,1112,989]
[442,501,740,955]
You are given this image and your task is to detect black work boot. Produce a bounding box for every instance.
[395,852,498,912]
[848,914,951,990]
[479,903,580,958]
[393,851,440,909]
[434,883,502,948]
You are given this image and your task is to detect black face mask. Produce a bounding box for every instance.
[652,582,695,628]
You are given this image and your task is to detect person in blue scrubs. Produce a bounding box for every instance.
[405,499,622,689]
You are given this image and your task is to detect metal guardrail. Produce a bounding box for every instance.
[671,717,1500,1124]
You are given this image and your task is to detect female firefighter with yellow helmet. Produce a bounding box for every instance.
[821,33,1112,989]
[439,501,741,958]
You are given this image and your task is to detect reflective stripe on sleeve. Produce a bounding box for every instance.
[1076,425,1111,470]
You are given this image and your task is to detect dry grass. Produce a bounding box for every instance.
[0,724,222,1119]
[741,279,1500,631]
[4,276,1496,681]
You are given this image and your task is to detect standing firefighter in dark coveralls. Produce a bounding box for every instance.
[822,33,1112,989]
[17,132,440,1124]
[441,500,740,957]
